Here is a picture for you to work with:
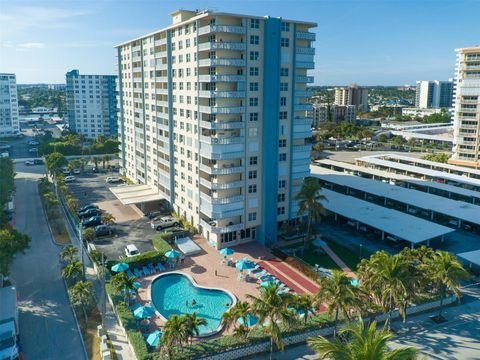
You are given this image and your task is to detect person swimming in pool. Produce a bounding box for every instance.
[192,299,197,306]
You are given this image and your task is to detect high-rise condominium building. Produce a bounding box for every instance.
[415,80,453,109]
[334,84,368,112]
[450,46,480,168]
[312,103,355,126]
[115,9,315,248]
[0,73,19,137]
[65,70,118,138]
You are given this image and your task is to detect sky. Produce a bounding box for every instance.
[0,0,479,85]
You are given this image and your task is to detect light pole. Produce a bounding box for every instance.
[78,222,85,279]
[359,243,363,259]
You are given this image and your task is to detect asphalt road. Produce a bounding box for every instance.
[10,164,87,360]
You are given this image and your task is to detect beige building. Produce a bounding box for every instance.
[450,46,480,168]
[115,10,316,248]
[312,103,355,126]
[334,84,368,112]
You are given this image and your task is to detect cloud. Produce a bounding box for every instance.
[18,42,46,49]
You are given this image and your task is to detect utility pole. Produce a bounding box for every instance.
[78,222,85,279]
[101,255,106,329]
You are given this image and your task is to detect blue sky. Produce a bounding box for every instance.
[1,0,479,85]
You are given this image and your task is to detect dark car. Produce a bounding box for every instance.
[94,225,113,237]
[146,210,163,220]
[157,226,186,235]
[82,216,102,228]
[79,204,98,213]
[33,159,44,165]
[79,208,101,218]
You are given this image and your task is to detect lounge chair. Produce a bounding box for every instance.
[148,263,156,273]
[134,268,143,278]
[142,266,151,276]
[130,302,141,310]
[156,263,165,272]
[254,270,267,278]
[259,274,271,281]
[127,270,135,278]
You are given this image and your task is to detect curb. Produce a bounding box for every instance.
[37,181,69,247]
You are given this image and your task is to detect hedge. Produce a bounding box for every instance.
[152,234,173,253]
[107,250,167,271]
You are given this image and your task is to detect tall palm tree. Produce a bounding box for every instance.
[59,245,78,263]
[92,156,100,169]
[110,272,138,303]
[293,294,315,325]
[69,280,94,325]
[102,154,111,169]
[428,250,468,317]
[247,283,295,358]
[101,213,116,225]
[295,177,326,249]
[308,318,419,360]
[62,260,83,284]
[162,314,188,356]
[314,270,359,335]
[184,312,207,344]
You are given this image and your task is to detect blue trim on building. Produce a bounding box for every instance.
[260,17,282,246]
[140,43,148,183]
[288,24,297,219]
[166,32,175,205]
[117,49,126,171]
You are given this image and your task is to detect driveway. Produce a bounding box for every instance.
[10,164,87,360]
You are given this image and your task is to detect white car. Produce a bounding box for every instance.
[28,140,39,146]
[73,168,81,174]
[24,160,34,166]
[106,176,123,184]
[28,148,38,153]
[125,244,140,257]
[64,175,76,183]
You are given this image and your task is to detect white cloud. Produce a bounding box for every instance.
[18,42,47,49]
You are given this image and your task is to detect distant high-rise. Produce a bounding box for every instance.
[0,73,19,137]
[334,84,368,112]
[312,103,355,126]
[415,80,453,109]
[65,70,118,138]
[450,46,480,168]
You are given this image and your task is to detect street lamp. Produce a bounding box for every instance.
[359,244,363,259]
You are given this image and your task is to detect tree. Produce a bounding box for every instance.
[101,213,116,225]
[314,270,359,335]
[45,152,68,175]
[222,300,252,334]
[66,195,79,213]
[308,318,419,360]
[162,314,188,356]
[295,178,326,249]
[0,229,31,276]
[407,138,417,148]
[292,294,315,325]
[110,272,138,303]
[248,283,295,358]
[428,250,468,317]
[184,312,207,344]
[60,245,78,263]
[83,228,96,243]
[89,249,107,266]
[92,156,100,169]
[43,192,59,209]
[102,154,111,169]
[421,153,449,163]
[69,280,95,325]
[62,260,83,284]
[378,133,388,143]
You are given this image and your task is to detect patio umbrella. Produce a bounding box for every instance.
[312,239,327,247]
[146,330,163,347]
[237,314,258,327]
[219,247,235,256]
[111,262,129,272]
[133,281,142,289]
[133,305,155,319]
[350,279,360,287]
[165,249,181,259]
[235,259,255,271]
[260,279,275,288]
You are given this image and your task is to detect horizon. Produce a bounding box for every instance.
[1,0,480,84]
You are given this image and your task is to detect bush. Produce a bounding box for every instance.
[107,250,167,271]
[152,234,173,253]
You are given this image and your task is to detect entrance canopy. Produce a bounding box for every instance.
[109,184,166,205]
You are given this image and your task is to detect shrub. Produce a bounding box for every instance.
[107,250,167,271]
[83,228,96,242]
[152,234,173,253]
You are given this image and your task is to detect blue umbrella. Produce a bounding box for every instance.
[237,314,258,327]
[133,281,142,289]
[350,279,360,287]
[219,247,235,256]
[260,279,275,288]
[133,305,155,319]
[312,239,327,247]
[165,250,181,259]
[146,330,163,347]
[235,259,255,271]
[111,262,129,272]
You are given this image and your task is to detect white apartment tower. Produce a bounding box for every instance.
[415,80,453,109]
[116,10,316,248]
[0,73,19,137]
[334,84,368,112]
[450,46,480,168]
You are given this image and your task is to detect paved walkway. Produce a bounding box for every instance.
[322,245,357,278]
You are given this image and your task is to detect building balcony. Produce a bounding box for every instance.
[198,105,245,114]
[155,62,168,70]
[293,144,312,153]
[198,58,245,67]
[198,74,245,82]
[198,25,246,35]
[295,117,313,126]
[293,130,312,139]
[198,42,246,51]
[200,135,244,145]
[296,61,315,69]
[200,219,245,234]
[157,88,168,95]
[154,51,167,59]
[294,103,313,112]
[296,75,314,83]
[296,47,315,55]
[296,31,316,41]
[201,193,244,205]
[154,38,167,46]
[156,100,168,107]
[199,120,243,130]
[198,90,245,98]
[295,90,313,97]
[199,163,243,176]
[200,206,244,220]
[199,148,245,160]
[199,177,244,190]
[156,76,168,83]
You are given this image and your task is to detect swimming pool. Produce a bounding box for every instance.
[150,272,236,336]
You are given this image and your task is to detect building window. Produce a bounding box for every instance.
[281,38,290,47]
[248,170,257,179]
[249,156,258,165]
[248,127,258,137]
[249,67,259,76]
[279,111,288,120]
[281,22,290,32]
[278,179,286,188]
[249,112,258,122]
[280,83,288,91]
[278,193,286,202]
[250,19,259,29]
[277,207,286,215]
[280,68,289,76]
[249,82,259,91]
[250,35,259,45]
[248,212,257,221]
[250,51,259,61]
[280,97,287,106]
[279,139,287,147]
[248,184,257,193]
[249,98,258,106]
[279,153,287,161]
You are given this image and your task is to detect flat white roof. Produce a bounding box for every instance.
[109,184,166,205]
[357,155,480,189]
[311,166,480,225]
[316,159,480,201]
[320,188,454,244]
[175,237,202,256]
[457,249,480,267]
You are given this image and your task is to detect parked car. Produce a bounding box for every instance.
[33,159,44,165]
[64,175,76,183]
[94,225,113,237]
[157,226,188,238]
[152,216,180,231]
[28,147,38,153]
[28,140,39,146]
[24,160,34,166]
[146,210,163,220]
[79,208,101,218]
[125,244,140,257]
[62,167,70,175]
[82,215,102,228]
[106,176,123,184]
[79,204,98,213]
[73,168,81,174]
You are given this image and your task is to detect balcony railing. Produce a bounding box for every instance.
[199,178,244,190]
[199,163,244,175]
[200,219,245,234]
[200,149,245,160]
[295,90,313,97]
[200,135,244,145]
[296,47,315,55]
[198,74,245,82]
[296,75,314,83]
[199,58,245,67]
[294,103,313,112]
[199,105,245,114]
[199,120,244,130]
[198,42,246,51]
[154,38,167,46]
[198,25,246,35]
[296,61,315,69]
[200,193,244,205]
[295,117,313,126]
[293,144,312,153]
[198,90,245,98]
[296,31,316,40]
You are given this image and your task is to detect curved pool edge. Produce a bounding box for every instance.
[150,271,238,337]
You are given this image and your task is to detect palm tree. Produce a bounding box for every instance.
[102,154,111,169]
[92,156,100,170]
[308,318,419,360]
[69,281,94,325]
[184,312,207,344]
[428,250,468,318]
[62,260,83,284]
[293,294,315,325]
[162,314,188,356]
[60,245,78,263]
[295,177,326,249]
[314,270,359,335]
[66,195,79,213]
[101,213,116,225]
[110,272,138,303]
[248,283,295,358]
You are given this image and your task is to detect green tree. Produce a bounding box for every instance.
[162,314,188,356]
[295,177,326,249]
[89,249,107,266]
[308,318,419,360]
[0,229,31,276]
[110,272,138,303]
[102,154,111,169]
[92,156,100,169]
[62,260,83,284]
[69,280,95,325]
[292,294,315,325]
[314,270,359,335]
[59,245,78,263]
[45,152,68,175]
[421,153,449,163]
[378,134,388,143]
[222,300,252,333]
[184,312,207,344]
[101,213,116,225]
[83,228,97,243]
[0,158,15,213]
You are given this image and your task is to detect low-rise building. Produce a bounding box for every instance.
[402,107,443,118]
[312,103,355,126]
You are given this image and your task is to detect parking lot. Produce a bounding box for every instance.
[65,171,165,261]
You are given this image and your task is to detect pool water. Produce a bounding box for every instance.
[151,272,235,336]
